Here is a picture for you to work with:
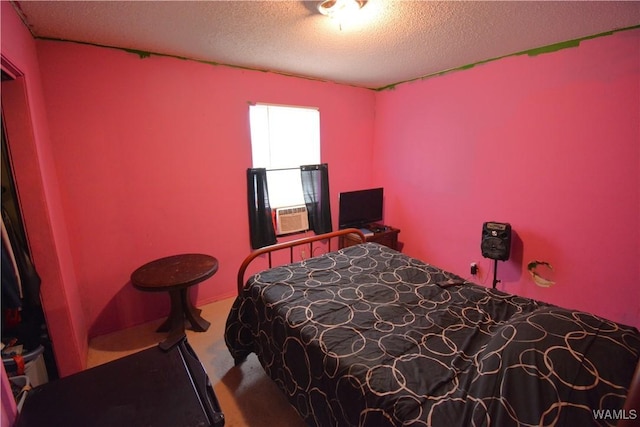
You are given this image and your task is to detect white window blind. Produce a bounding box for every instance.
[249,104,320,208]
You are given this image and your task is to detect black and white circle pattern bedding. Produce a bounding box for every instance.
[225,243,640,426]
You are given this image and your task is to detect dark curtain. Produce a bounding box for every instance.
[247,168,277,249]
[300,164,332,234]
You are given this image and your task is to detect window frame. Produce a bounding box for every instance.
[248,103,321,210]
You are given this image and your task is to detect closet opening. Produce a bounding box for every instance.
[1,69,59,383]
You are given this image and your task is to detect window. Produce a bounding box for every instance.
[249,104,320,208]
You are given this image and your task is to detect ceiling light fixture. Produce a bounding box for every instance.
[318,0,366,27]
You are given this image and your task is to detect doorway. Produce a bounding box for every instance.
[1,70,59,381]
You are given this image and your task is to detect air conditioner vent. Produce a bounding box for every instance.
[275,205,309,235]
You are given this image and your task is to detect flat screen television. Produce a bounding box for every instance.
[338,187,384,229]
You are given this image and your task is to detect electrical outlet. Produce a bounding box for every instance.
[470,262,478,275]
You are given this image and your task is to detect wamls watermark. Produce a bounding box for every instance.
[592,409,637,421]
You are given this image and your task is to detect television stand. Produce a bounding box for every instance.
[339,224,400,251]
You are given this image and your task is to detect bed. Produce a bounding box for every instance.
[225,229,640,426]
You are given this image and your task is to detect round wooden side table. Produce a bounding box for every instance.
[131,253,218,350]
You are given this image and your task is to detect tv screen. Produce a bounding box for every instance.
[338,187,383,229]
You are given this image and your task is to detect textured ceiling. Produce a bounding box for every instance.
[12,1,640,90]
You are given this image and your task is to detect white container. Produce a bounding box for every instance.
[3,345,48,387]
[9,375,30,412]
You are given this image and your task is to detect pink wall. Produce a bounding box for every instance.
[1,1,86,379]
[373,29,640,328]
[34,40,376,337]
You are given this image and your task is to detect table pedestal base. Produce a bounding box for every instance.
[157,289,211,350]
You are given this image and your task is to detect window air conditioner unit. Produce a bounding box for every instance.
[275,205,309,235]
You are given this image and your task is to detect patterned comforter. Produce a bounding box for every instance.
[225,243,640,426]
